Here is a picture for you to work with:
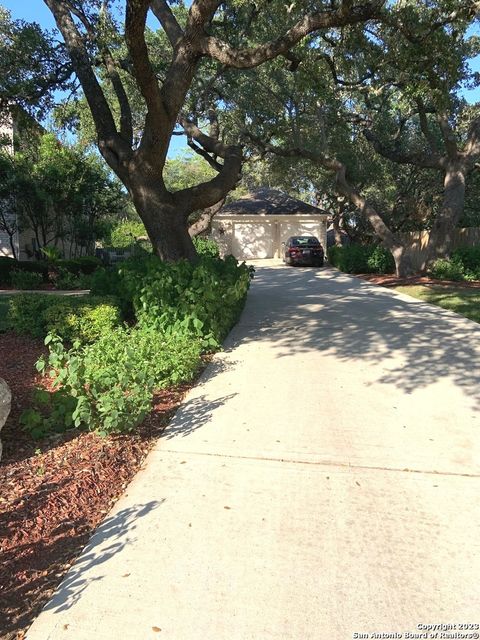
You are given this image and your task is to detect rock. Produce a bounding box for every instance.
[0,377,12,462]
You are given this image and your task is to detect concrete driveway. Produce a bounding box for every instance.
[27,264,480,639]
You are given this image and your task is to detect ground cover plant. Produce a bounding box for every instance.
[0,296,10,332]
[395,285,480,324]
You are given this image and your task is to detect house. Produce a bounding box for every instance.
[210,188,329,260]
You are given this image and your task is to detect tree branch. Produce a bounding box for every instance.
[125,0,169,150]
[319,52,374,87]
[150,0,184,47]
[43,0,131,169]
[415,98,438,155]
[198,1,384,69]
[363,129,442,169]
[187,0,223,29]
[179,117,231,159]
[175,150,241,213]
[437,112,458,160]
[187,139,223,171]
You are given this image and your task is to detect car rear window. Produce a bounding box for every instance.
[291,237,320,247]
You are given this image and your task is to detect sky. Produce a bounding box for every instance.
[2,0,480,155]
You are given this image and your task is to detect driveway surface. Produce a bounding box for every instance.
[27,264,480,639]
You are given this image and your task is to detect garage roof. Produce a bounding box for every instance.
[219,188,327,216]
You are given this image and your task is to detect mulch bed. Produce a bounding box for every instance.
[354,273,480,289]
[0,331,195,640]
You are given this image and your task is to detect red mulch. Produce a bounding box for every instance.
[354,273,480,289]
[0,332,195,640]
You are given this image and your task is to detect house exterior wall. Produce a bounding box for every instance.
[0,111,18,258]
[211,214,328,260]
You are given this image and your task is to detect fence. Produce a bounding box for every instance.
[399,228,480,271]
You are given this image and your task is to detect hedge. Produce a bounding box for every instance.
[8,294,121,342]
[0,257,49,285]
[328,244,395,274]
[0,255,101,286]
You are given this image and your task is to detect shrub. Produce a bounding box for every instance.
[89,266,135,317]
[328,244,395,274]
[193,236,220,258]
[8,294,121,341]
[42,298,121,343]
[11,270,44,290]
[23,327,202,436]
[0,257,15,285]
[366,246,395,274]
[7,294,52,336]
[90,254,253,343]
[110,220,146,248]
[429,258,465,281]
[0,258,48,285]
[56,256,102,275]
[450,246,480,280]
[53,268,92,290]
[21,388,78,439]
[132,255,253,348]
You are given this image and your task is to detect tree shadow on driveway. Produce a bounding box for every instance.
[227,266,480,402]
[161,393,238,439]
[40,500,165,616]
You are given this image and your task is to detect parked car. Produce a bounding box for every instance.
[283,236,325,267]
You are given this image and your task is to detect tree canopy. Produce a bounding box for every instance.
[2,0,480,273]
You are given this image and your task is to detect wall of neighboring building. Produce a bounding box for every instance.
[0,111,18,258]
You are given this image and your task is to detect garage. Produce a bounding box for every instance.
[210,188,329,260]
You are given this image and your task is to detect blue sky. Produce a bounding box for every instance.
[2,0,480,155]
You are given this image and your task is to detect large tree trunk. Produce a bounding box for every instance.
[389,244,415,279]
[8,232,17,260]
[424,161,466,267]
[332,198,345,246]
[335,167,415,277]
[130,180,197,262]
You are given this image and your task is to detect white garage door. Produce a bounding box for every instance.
[280,222,323,245]
[232,222,274,260]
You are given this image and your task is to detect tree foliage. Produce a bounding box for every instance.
[0,7,73,116]
[0,133,126,256]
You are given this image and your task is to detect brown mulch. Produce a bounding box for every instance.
[354,273,480,289]
[0,332,196,640]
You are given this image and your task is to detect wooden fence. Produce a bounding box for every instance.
[399,228,480,271]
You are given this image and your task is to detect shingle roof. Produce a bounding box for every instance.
[218,188,327,216]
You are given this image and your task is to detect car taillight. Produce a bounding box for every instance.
[289,248,299,253]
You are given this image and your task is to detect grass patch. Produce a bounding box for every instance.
[0,296,12,332]
[396,285,480,323]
